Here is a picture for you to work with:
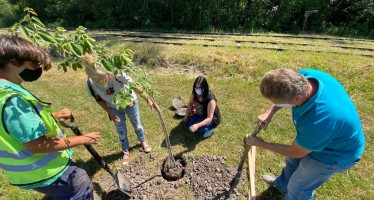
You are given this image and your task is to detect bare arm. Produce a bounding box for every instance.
[135,87,157,110]
[188,100,216,132]
[23,132,101,153]
[52,108,72,120]
[247,137,310,158]
[257,104,282,130]
[95,96,111,113]
[93,95,120,122]
[195,100,215,127]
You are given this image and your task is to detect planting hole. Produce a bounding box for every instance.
[161,155,187,181]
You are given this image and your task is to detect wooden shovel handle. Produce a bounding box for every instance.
[248,146,256,200]
[247,123,264,200]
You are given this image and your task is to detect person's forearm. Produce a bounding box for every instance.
[267,105,281,117]
[97,100,111,114]
[258,141,298,157]
[25,135,93,153]
[196,117,213,128]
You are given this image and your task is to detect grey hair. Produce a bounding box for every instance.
[260,68,309,101]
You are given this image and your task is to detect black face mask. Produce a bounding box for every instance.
[19,67,43,82]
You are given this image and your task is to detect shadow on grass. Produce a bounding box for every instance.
[212,186,284,200]
[73,143,142,175]
[161,120,204,157]
[256,186,284,200]
[92,182,131,200]
[71,145,141,199]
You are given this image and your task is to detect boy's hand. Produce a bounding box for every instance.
[53,108,71,120]
[83,132,101,145]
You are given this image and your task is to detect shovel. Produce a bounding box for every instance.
[226,123,264,199]
[59,115,131,197]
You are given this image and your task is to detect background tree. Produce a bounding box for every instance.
[2,0,372,38]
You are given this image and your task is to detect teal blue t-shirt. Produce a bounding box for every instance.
[0,81,48,143]
[0,81,70,189]
[292,69,365,168]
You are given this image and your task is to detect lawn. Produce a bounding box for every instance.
[0,32,373,200]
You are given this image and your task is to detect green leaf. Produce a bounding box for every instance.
[71,62,82,71]
[87,38,96,44]
[125,49,134,59]
[56,27,66,33]
[31,16,45,27]
[74,35,82,42]
[32,23,46,32]
[57,44,64,54]
[100,60,114,72]
[25,24,36,32]
[76,26,87,34]
[144,80,152,88]
[19,26,30,38]
[37,32,53,43]
[113,56,123,68]
[55,35,66,43]
[23,14,31,22]
[69,43,83,57]
[58,63,67,72]
[120,54,132,66]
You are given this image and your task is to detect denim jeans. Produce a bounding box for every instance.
[110,100,145,151]
[33,165,93,200]
[188,114,213,133]
[273,155,359,200]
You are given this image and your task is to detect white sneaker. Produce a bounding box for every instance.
[121,150,130,166]
[141,141,152,153]
[262,175,276,186]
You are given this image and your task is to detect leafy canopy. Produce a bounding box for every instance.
[9,8,159,110]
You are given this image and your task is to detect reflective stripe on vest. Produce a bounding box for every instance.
[0,151,62,171]
[0,89,71,185]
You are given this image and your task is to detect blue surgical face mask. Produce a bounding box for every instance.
[195,88,203,95]
[275,103,294,109]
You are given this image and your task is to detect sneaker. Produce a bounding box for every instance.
[141,141,152,153]
[203,129,214,138]
[122,150,130,166]
[262,175,276,186]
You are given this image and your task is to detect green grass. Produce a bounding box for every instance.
[0,32,373,199]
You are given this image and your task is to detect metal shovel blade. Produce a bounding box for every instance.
[114,171,131,196]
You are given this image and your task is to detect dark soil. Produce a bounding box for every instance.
[161,156,186,181]
[93,153,248,200]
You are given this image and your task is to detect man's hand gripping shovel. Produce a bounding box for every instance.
[59,115,131,197]
[226,122,264,200]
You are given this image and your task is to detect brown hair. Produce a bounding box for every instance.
[0,35,51,70]
[260,68,309,101]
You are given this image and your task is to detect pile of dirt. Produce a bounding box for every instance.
[185,155,246,199]
[93,153,248,199]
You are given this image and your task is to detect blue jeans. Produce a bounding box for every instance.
[188,114,213,133]
[110,100,145,151]
[274,155,359,200]
[33,165,93,200]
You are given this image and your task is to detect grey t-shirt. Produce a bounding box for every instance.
[86,72,137,108]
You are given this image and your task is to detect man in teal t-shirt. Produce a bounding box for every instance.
[246,68,365,200]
